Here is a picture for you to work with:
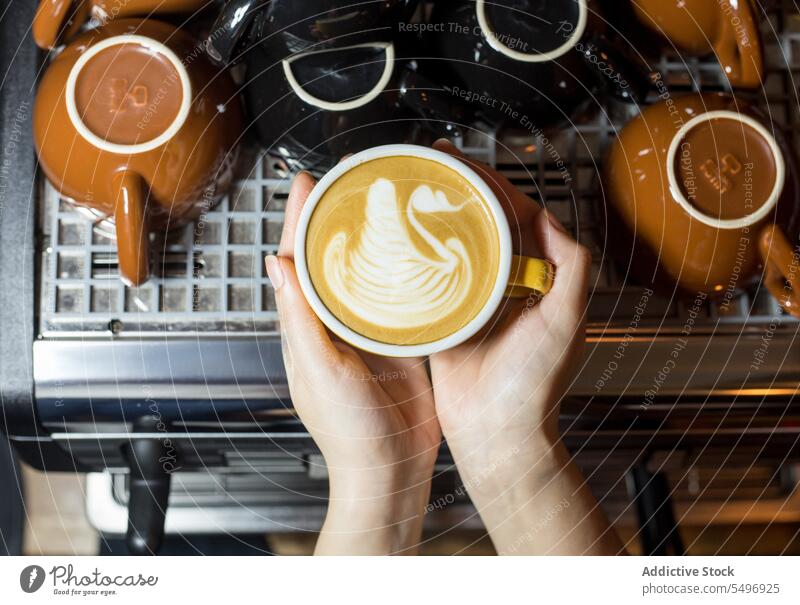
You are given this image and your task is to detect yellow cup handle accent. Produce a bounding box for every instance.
[504,255,554,298]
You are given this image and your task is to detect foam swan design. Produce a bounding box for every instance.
[323,178,474,330]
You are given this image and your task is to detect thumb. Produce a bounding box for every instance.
[265,254,340,374]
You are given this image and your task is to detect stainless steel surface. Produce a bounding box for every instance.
[86,461,482,535]
[31,3,800,535]
[39,148,287,336]
[84,458,800,535]
[38,127,799,339]
[36,13,800,397]
[85,471,331,534]
[37,6,800,338]
[34,339,288,410]
[33,334,800,427]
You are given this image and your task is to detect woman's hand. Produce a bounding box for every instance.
[265,172,441,555]
[429,139,623,555]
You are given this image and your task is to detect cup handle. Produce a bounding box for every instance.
[33,0,89,50]
[580,33,651,105]
[505,255,555,298]
[713,0,763,88]
[112,171,150,286]
[758,225,800,317]
[204,0,267,65]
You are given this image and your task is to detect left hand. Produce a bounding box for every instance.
[265,171,441,554]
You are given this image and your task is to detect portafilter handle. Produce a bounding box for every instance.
[123,438,175,555]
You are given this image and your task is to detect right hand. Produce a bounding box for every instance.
[429,139,590,474]
[428,140,622,555]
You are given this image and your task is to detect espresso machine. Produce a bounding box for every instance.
[2,0,800,555]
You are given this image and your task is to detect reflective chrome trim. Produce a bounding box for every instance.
[34,338,290,402]
[85,472,329,534]
[52,432,308,440]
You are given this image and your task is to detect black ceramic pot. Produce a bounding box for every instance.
[206,0,419,64]
[419,0,649,129]
[244,40,463,174]
[205,0,465,174]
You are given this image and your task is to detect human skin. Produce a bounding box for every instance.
[266,141,624,555]
[428,139,624,555]
[265,172,441,555]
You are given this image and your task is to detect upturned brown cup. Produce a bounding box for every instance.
[34,19,243,285]
[629,0,764,88]
[33,0,211,49]
[603,93,800,316]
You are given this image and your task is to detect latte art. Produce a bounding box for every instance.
[306,156,501,345]
[323,178,472,329]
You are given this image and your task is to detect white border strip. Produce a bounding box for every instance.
[666,110,786,230]
[2,556,798,600]
[282,42,395,112]
[65,34,192,155]
[293,144,512,358]
[475,0,587,63]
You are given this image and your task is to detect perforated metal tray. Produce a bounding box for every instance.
[37,4,800,339]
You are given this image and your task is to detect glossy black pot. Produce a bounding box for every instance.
[244,41,463,174]
[205,0,464,174]
[419,0,649,129]
[206,0,419,64]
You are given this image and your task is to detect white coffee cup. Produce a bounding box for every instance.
[293,144,554,357]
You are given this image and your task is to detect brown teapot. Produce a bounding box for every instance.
[603,93,799,315]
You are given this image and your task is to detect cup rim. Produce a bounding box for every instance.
[282,41,395,112]
[65,34,192,155]
[293,144,513,357]
[475,0,588,63]
[666,109,786,230]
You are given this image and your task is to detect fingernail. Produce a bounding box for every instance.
[545,210,566,233]
[434,137,455,148]
[265,255,284,290]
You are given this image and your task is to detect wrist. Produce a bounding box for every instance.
[317,464,434,555]
[448,439,623,555]
[446,423,561,480]
[447,430,567,500]
[328,465,433,505]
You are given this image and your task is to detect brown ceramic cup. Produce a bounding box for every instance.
[33,0,210,49]
[34,19,243,285]
[630,0,763,88]
[603,93,800,316]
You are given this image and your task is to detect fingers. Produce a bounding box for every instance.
[272,172,335,370]
[265,254,341,370]
[433,138,540,222]
[433,139,511,207]
[433,138,540,257]
[278,171,316,258]
[433,139,515,207]
[533,210,591,323]
[432,138,466,159]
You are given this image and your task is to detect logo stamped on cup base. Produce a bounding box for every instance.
[699,153,743,195]
[109,79,149,113]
